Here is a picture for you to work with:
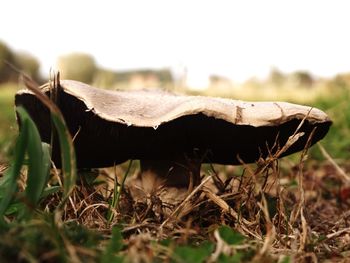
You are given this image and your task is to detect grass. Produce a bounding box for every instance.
[0,79,349,262]
[312,91,350,161]
[0,83,18,162]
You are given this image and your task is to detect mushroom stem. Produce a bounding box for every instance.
[140,157,201,189]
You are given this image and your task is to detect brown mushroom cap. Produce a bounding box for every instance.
[15,80,332,168]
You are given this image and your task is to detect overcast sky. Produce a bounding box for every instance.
[1,0,350,86]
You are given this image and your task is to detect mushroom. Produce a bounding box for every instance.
[15,80,332,188]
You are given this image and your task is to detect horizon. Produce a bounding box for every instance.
[1,0,350,87]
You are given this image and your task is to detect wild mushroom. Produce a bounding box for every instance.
[15,80,332,189]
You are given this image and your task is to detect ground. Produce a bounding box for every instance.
[0,81,349,262]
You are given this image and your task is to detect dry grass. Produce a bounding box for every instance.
[1,131,349,262]
[30,140,350,262]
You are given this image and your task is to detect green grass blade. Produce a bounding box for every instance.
[101,226,124,263]
[41,142,51,187]
[51,114,77,201]
[107,161,133,224]
[0,169,21,225]
[21,76,77,206]
[21,107,51,206]
[174,241,214,263]
[0,108,29,223]
[218,225,245,245]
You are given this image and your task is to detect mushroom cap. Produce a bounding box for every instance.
[15,80,332,168]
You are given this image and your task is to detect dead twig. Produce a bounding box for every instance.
[326,227,350,240]
[290,128,316,225]
[160,175,213,229]
[318,142,350,184]
[255,194,276,259]
[298,208,308,252]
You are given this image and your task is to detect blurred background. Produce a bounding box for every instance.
[1,0,350,162]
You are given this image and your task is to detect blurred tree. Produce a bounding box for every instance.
[113,68,174,89]
[0,41,42,83]
[291,71,314,87]
[330,73,350,90]
[243,77,262,89]
[157,68,173,86]
[209,74,232,90]
[94,68,117,88]
[57,53,97,83]
[0,41,16,83]
[268,68,285,87]
[14,52,40,81]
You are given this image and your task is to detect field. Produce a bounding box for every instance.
[0,80,349,263]
[0,83,19,162]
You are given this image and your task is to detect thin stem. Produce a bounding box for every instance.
[107,160,133,224]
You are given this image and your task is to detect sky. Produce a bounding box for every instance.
[1,0,350,87]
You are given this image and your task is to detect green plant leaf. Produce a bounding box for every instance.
[218,253,242,263]
[174,241,214,263]
[280,256,291,263]
[21,77,77,206]
[0,107,52,222]
[23,108,51,206]
[218,226,245,245]
[4,202,25,216]
[101,226,124,263]
[51,113,76,200]
[0,107,29,224]
[41,143,51,183]
[41,186,61,198]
